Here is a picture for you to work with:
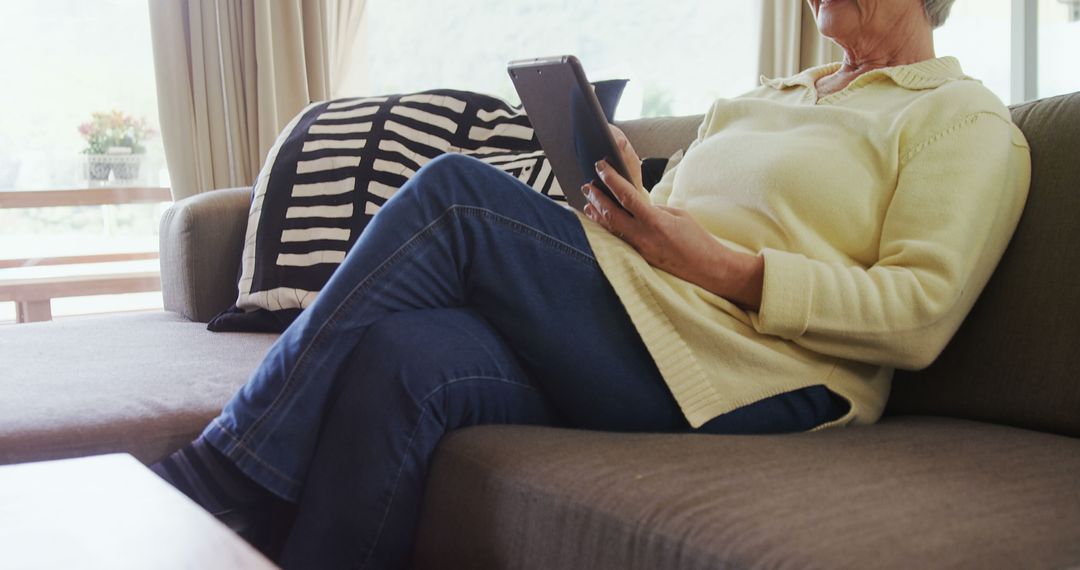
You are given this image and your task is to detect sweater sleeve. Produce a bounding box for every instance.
[750,112,1030,369]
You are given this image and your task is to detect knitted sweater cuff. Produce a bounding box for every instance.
[754,248,812,339]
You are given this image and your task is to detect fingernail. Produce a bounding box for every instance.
[581,184,591,197]
[595,159,605,172]
[583,204,595,218]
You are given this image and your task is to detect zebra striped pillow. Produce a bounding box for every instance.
[208,86,625,333]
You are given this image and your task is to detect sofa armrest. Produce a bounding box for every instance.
[159,187,251,323]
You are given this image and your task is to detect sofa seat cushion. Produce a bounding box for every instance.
[413,417,1080,570]
[0,312,277,465]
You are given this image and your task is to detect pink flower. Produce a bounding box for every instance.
[78,110,158,152]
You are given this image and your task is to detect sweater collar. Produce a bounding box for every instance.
[760,56,970,92]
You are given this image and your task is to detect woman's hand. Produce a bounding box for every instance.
[607,124,644,192]
[582,132,764,311]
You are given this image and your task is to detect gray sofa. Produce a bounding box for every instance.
[1,92,1077,569]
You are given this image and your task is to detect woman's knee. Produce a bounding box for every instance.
[396,152,535,216]
[398,153,486,206]
[422,152,489,177]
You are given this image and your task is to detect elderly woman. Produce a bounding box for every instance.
[153,0,1030,567]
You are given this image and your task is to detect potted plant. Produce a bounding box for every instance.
[78,111,157,183]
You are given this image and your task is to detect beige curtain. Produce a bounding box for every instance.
[149,0,332,200]
[328,0,368,98]
[758,0,844,79]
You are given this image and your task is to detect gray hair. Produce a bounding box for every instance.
[924,0,956,28]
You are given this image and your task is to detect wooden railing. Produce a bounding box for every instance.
[0,251,161,270]
[0,187,173,323]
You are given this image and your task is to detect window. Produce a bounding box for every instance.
[933,0,1012,102]
[0,0,168,323]
[361,0,763,120]
[1038,0,1080,100]
[934,0,1080,104]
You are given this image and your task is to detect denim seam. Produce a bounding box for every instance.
[209,418,303,490]
[454,205,598,267]
[361,374,543,568]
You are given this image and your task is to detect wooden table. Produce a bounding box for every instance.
[0,187,172,323]
[0,454,277,569]
[0,260,162,323]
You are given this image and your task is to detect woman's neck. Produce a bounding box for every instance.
[817,37,936,97]
[837,38,936,74]
[817,15,937,97]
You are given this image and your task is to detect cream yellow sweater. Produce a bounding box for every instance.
[577,57,1030,430]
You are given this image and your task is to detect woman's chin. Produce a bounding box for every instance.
[815,0,859,33]
[815,14,859,43]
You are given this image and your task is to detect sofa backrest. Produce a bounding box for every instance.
[887,91,1080,437]
[617,115,703,162]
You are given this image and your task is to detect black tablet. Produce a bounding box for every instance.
[508,55,631,212]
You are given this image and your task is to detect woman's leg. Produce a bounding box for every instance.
[202,154,686,501]
[275,308,562,569]
[272,312,849,568]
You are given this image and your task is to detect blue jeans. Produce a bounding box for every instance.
[203,154,847,568]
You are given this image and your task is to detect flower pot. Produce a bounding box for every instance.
[112,157,142,181]
[85,155,112,182]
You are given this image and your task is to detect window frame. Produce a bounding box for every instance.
[1012,0,1038,102]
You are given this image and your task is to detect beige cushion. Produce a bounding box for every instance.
[618,115,703,159]
[0,312,276,465]
[414,417,1080,569]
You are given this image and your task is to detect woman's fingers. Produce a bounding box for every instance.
[607,125,644,190]
[594,159,649,219]
[583,183,636,241]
